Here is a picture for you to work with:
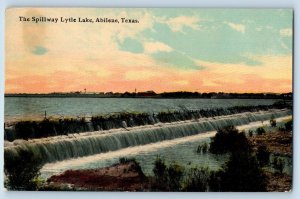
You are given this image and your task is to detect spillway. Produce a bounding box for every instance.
[4,109,291,164]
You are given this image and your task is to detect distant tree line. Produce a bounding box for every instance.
[5,91,293,99]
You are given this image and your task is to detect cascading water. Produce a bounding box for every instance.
[4,109,291,164]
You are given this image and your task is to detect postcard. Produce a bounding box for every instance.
[4,8,293,191]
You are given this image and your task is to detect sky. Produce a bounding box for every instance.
[5,8,293,93]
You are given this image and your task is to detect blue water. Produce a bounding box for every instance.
[4,97,278,122]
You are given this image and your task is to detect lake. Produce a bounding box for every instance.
[4,97,278,122]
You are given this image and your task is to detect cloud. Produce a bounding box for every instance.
[174,80,189,86]
[163,16,201,32]
[226,22,245,33]
[124,70,163,81]
[280,28,292,37]
[143,41,172,54]
[5,8,293,94]
[196,54,292,81]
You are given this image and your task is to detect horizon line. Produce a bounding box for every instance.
[4,91,293,95]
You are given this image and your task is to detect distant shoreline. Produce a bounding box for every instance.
[4,92,292,100]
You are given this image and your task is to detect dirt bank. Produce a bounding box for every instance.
[265,172,292,192]
[249,130,292,157]
[47,160,150,191]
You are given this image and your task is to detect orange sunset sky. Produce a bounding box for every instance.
[5,8,293,94]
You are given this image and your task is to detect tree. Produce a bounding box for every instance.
[218,151,267,191]
[4,149,43,190]
[256,145,271,167]
[152,158,184,191]
[285,119,293,131]
[270,116,277,127]
[153,157,168,190]
[209,126,250,154]
[167,162,184,191]
[256,127,266,135]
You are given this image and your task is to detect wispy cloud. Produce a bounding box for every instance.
[162,16,201,32]
[143,41,172,54]
[5,8,293,93]
[280,28,292,37]
[225,22,245,33]
[124,70,163,81]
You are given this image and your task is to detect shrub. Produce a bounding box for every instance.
[272,157,285,174]
[14,121,37,140]
[167,162,184,191]
[217,151,267,191]
[248,130,254,137]
[152,158,185,191]
[197,142,209,154]
[285,119,293,131]
[13,118,90,140]
[153,157,168,190]
[183,167,211,191]
[208,170,222,191]
[4,149,43,190]
[256,145,270,167]
[256,127,266,135]
[270,116,277,127]
[119,157,136,164]
[209,126,250,154]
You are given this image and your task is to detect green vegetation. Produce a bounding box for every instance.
[6,118,89,141]
[256,127,266,135]
[167,162,185,191]
[248,130,254,137]
[152,157,168,190]
[272,156,285,174]
[196,142,209,154]
[209,126,250,154]
[119,157,137,164]
[5,92,293,100]
[152,157,185,191]
[256,145,271,167]
[270,115,277,127]
[196,125,269,191]
[182,167,211,191]
[152,124,270,192]
[216,151,267,191]
[91,112,154,130]
[278,119,293,132]
[285,119,293,131]
[152,152,267,191]
[4,149,43,190]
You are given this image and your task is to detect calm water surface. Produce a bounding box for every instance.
[5,97,278,122]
